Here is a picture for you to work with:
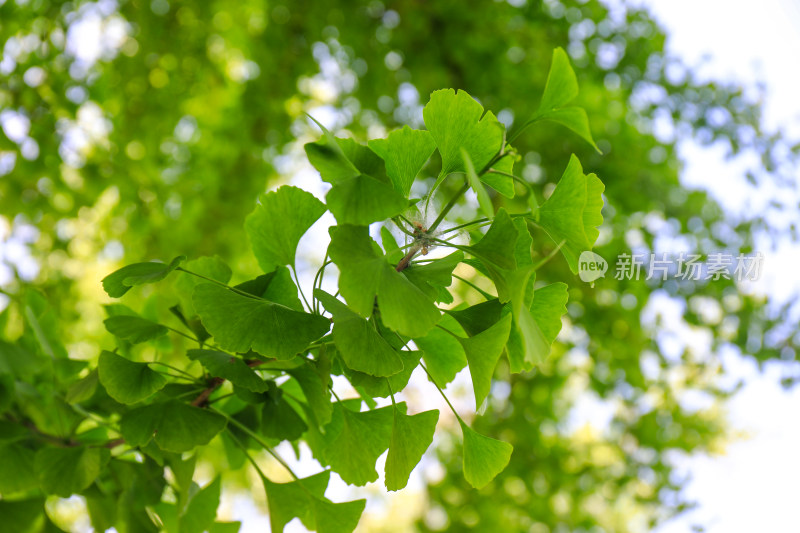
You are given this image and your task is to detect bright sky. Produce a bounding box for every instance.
[629,0,800,531]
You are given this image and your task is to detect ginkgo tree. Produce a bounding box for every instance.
[0,48,604,532]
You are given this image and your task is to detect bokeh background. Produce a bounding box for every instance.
[1,0,799,531]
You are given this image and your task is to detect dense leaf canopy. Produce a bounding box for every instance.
[1,1,797,532]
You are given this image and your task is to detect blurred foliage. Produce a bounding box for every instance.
[1,0,798,531]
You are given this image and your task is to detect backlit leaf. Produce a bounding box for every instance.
[315,290,403,377]
[98,350,167,404]
[245,186,327,272]
[103,315,167,344]
[537,155,605,272]
[35,446,110,497]
[193,283,329,359]
[385,408,439,491]
[423,89,504,177]
[120,400,227,453]
[187,349,269,393]
[368,126,436,197]
[102,256,185,298]
[328,225,440,337]
[457,313,513,409]
[459,420,513,489]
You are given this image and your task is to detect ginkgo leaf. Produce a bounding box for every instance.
[423,89,504,178]
[463,208,521,302]
[305,135,384,184]
[179,477,220,533]
[120,400,227,453]
[234,267,304,311]
[531,282,569,343]
[245,186,327,272]
[322,402,396,486]
[462,148,494,219]
[538,47,579,113]
[465,208,518,271]
[262,392,307,441]
[413,314,467,387]
[459,420,513,489]
[539,106,601,153]
[347,349,422,398]
[506,282,569,372]
[98,351,167,404]
[326,174,409,225]
[0,443,38,493]
[456,313,513,409]
[385,408,439,491]
[311,497,366,533]
[173,256,232,317]
[401,251,462,301]
[193,283,329,360]
[35,446,110,497]
[262,471,330,532]
[287,363,333,429]
[536,155,605,272]
[446,299,504,337]
[103,315,168,344]
[102,256,185,298]
[315,290,403,377]
[187,349,269,393]
[328,225,440,338]
[368,126,436,197]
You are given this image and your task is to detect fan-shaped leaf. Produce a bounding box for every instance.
[98,351,167,404]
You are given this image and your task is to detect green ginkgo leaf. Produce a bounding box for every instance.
[536,155,605,272]
[262,471,330,532]
[423,89,504,178]
[315,290,403,377]
[459,420,513,489]
[462,148,494,219]
[322,402,396,486]
[102,256,185,298]
[538,47,579,113]
[311,496,366,533]
[457,313,513,410]
[245,185,327,272]
[506,282,569,372]
[368,126,436,197]
[347,349,422,398]
[103,315,168,344]
[401,251,462,302]
[539,106,601,153]
[413,314,468,387]
[98,351,167,404]
[325,174,408,225]
[385,408,439,491]
[328,225,440,338]
[187,349,269,393]
[234,267,304,311]
[287,363,333,429]
[179,477,221,533]
[173,256,232,317]
[35,446,110,497]
[262,392,307,441]
[120,400,227,453]
[305,134,383,184]
[0,443,38,493]
[193,283,329,360]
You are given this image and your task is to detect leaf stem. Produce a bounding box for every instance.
[291,264,313,313]
[532,239,566,271]
[419,362,464,425]
[429,181,470,233]
[220,412,301,482]
[176,267,261,300]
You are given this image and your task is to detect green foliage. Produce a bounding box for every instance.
[0,63,594,529]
